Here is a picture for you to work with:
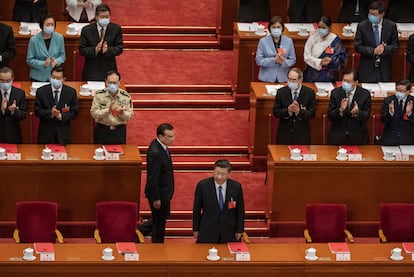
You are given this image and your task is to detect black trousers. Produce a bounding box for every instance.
[149,200,170,243]
[94,123,126,144]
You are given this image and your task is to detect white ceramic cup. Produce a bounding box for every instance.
[23,247,34,259]
[343,25,352,35]
[81,84,89,94]
[208,247,218,257]
[67,25,76,33]
[257,25,265,34]
[19,25,29,33]
[391,247,402,259]
[306,247,316,258]
[95,148,104,158]
[291,148,301,158]
[337,148,347,159]
[103,247,113,259]
[0,147,5,159]
[42,148,52,159]
[385,151,393,160]
[299,26,307,35]
[30,86,37,95]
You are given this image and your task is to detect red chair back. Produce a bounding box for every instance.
[380,203,414,242]
[373,114,384,143]
[96,201,138,242]
[306,203,347,242]
[251,51,259,82]
[16,201,58,243]
[73,50,85,81]
[268,113,279,144]
[352,53,360,71]
[322,114,331,145]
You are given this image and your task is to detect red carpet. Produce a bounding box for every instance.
[105,0,217,27]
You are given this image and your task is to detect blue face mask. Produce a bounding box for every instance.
[287,82,298,91]
[0,82,12,92]
[43,26,54,35]
[98,18,110,27]
[108,84,119,94]
[318,28,329,37]
[342,82,353,92]
[395,91,406,101]
[368,14,380,25]
[50,78,62,90]
[270,28,282,38]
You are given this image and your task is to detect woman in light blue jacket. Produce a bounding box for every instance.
[255,16,296,83]
[26,14,66,81]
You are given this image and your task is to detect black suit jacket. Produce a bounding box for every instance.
[79,22,123,81]
[12,0,48,23]
[0,23,16,67]
[145,139,174,202]
[0,87,26,143]
[328,86,371,145]
[354,18,399,82]
[34,84,78,145]
[380,95,414,145]
[193,177,245,244]
[288,0,322,22]
[407,34,414,83]
[238,0,270,22]
[385,0,414,23]
[273,85,316,144]
[338,0,373,23]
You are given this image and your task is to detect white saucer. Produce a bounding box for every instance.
[0,156,6,160]
[342,32,354,37]
[336,155,347,161]
[207,255,220,261]
[298,32,309,37]
[290,155,303,161]
[23,255,36,261]
[66,31,78,35]
[41,155,53,160]
[254,31,266,36]
[383,156,395,161]
[305,255,318,261]
[18,31,30,35]
[102,255,115,261]
[79,92,92,96]
[93,155,105,160]
[390,255,404,261]
[316,92,328,97]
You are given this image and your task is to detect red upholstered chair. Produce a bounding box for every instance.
[73,50,85,81]
[351,53,360,71]
[268,113,279,144]
[404,52,412,80]
[251,51,259,82]
[379,203,414,242]
[304,203,354,243]
[94,201,144,243]
[14,201,63,243]
[372,114,384,144]
[322,114,331,145]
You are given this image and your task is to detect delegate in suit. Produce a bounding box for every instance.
[0,23,16,68]
[255,16,296,83]
[34,66,78,145]
[380,80,414,145]
[273,67,316,145]
[288,0,322,23]
[354,1,398,83]
[193,160,245,244]
[0,67,26,144]
[407,34,414,83]
[328,69,371,145]
[144,123,175,243]
[13,0,48,23]
[79,4,123,81]
[338,0,374,23]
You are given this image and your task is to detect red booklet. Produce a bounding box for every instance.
[328,242,350,253]
[288,145,310,154]
[339,145,360,154]
[46,144,66,153]
[402,242,414,253]
[12,82,21,89]
[227,242,249,254]
[116,242,137,253]
[335,81,342,87]
[0,143,18,153]
[34,242,55,253]
[103,145,124,154]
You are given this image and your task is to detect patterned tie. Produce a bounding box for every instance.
[165,147,170,158]
[3,91,7,101]
[218,186,224,210]
[293,91,298,101]
[347,91,352,108]
[100,27,105,40]
[54,90,59,105]
[374,25,380,46]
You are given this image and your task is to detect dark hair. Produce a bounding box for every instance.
[0,67,14,78]
[39,14,55,30]
[105,70,121,81]
[319,16,332,28]
[369,2,385,14]
[214,159,232,172]
[157,123,174,137]
[288,67,303,80]
[95,4,111,16]
[51,66,66,77]
[268,16,284,32]
[342,69,358,81]
[397,79,412,91]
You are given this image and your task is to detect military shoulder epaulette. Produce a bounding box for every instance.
[119,90,130,97]
[96,89,107,94]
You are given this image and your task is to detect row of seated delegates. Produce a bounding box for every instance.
[66,0,102,23]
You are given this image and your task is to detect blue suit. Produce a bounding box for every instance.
[255,34,296,83]
[26,31,66,81]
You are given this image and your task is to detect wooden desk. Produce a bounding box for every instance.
[234,23,409,108]
[266,145,414,237]
[250,82,386,171]
[2,21,80,81]
[0,144,141,222]
[0,243,413,277]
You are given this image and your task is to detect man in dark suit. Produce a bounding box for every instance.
[273,67,316,145]
[385,0,414,23]
[79,4,123,81]
[407,34,414,83]
[34,66,78,145]
[338,0,374,23]
[13,0,48,23]
[144,123,175,243]
[288,0,322,22]
[0,67,26,143]
[0,23,16,68]
[328,69,371,145]
[238,0,270,22]
[354,1,398,83]
[380,80,414,145]
[193,160,245,243]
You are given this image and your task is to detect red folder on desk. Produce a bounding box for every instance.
[288,145,310,154]
[34,242,54,253]
[103,145,124,154]
[227,242,249,254]
[116,242,137,253]
[0,143,18,153]
[339,145,360,154]
[328,242,350,253]
[46,144,66,153]
[402,242,414,253]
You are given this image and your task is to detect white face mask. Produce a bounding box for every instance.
[395,91,406,101]
[270,28,282,38]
